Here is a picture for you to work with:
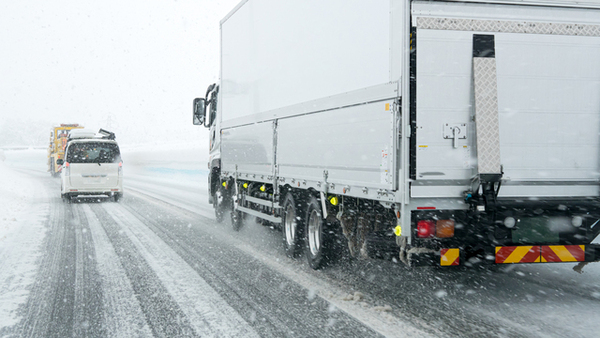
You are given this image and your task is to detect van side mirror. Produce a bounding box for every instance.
[56,159,64,166]
[193,98,206,126]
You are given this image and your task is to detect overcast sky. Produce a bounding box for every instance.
[0,0,239,146]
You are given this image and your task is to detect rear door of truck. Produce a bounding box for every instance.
[410,0,600,199]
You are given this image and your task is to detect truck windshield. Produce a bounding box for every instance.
[66,142,121,164]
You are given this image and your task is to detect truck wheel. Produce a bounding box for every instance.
[282,192,304,258]
[304,195,330,269]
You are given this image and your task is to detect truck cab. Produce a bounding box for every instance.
[194,84,222,207]
[48,124,84,177]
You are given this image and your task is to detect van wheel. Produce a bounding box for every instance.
[282,192,304,258]
[113,193,122,202]
[62,193,71,203]
[304,195,331,269]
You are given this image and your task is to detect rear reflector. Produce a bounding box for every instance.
[541,245,585,262]
[417,207,436,210]
[70,189,78,192]
[496,246,541,264]
[496,245,587,264]
[440,248,460,266]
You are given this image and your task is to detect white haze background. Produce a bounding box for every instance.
[0,0,240,148]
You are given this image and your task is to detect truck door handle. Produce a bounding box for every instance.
[453,127,459,149]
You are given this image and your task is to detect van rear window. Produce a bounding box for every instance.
[66,143,121,164]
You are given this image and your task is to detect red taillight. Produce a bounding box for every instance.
[65,162,70,167]
[118,162,123,176]
[417,220,436,238]
[64,162,70,176]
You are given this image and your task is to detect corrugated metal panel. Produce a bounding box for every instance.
[439,0,600,9]
[416,17,600,36]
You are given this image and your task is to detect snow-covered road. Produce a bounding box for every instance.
[1,148,599,337]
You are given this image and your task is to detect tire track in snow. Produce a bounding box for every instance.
[95,203,259,338]
[124,183,214,220]
[88,204,198,337]
[16,197,105,338]
[121,194,386,338]
[81,204,153,338]
[72,203,105,337]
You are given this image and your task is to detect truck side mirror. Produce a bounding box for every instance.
[193,98,206,126]
[56,159,64,166]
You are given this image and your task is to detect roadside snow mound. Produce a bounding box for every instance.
[0,159,48,329]
[0,162,38,225]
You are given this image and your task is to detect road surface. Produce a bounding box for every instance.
[1,148,599,338]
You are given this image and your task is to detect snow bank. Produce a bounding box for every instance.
[0,155,48,329]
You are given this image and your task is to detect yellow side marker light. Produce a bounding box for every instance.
[243,182,248,189]
[394,225,402,236]
[260,185,266,192]
[329,196,338,206]
[222,181,227,187]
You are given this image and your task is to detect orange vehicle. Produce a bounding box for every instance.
[47,124,83,177]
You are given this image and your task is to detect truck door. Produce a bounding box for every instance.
[411,1,600,199]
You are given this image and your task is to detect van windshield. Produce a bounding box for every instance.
[66,142,121,164]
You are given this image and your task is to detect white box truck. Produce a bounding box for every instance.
[194,0,600,269]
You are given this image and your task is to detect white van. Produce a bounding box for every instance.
[58,130,123,202]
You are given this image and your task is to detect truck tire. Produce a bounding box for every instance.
[304,195,331,269]
[282,192,304,258]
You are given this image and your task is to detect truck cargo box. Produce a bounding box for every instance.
[194,0,600,269]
